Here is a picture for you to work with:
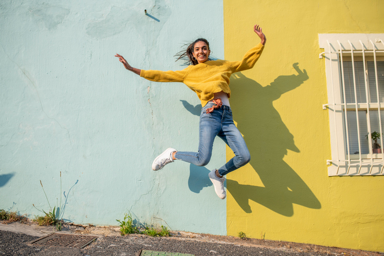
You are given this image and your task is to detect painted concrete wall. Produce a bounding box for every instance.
[224,0,384,252]
[0,0,226,235]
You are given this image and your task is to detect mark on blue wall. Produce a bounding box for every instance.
[145,10,160,22]
[86,2,172,42]
[86,6,132,39]
[0,173,15,187]
[29,4,70,30]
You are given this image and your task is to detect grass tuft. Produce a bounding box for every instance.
[143,225,170,237]
[0,210,26,224]
[159,225,170,237]
[238,231,247,240]
[0,209,7,220]
[143,226,158,236]
[33,205,62,230]
[117,213,170,237]
[33,173,67,231]
[117,213,139,235]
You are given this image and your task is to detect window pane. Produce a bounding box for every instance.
[346,111,369,154]
[367,61,384,103]
[342,61,366,103]
[368,110,384,150]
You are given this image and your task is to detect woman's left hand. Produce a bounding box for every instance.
[254,24,266,45]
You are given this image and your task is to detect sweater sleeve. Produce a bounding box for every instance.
[229,43,264,73]
[140,68,189,82]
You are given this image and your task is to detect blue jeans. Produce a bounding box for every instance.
[175,102,251,176]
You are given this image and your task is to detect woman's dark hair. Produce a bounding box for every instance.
[175,38,210,65]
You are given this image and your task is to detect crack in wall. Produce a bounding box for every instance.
[146,86,156,142]
[0,133,16,147]
[141,0,171,145]
[342,0,364,32]
[151,175,166,225]
[128,174,169,227]
[129,176,157,213]
[0,44,73,147]
[138,1,173,221]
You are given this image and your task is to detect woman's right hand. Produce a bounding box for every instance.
[115,54,132,70]
[115,54,141,75]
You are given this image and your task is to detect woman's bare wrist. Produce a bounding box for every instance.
[129,67,141,76]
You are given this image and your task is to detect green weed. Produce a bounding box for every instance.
[33,172,64,230]
[56,222,62,231]
[44,206,58,225]
[159,225,170,237]
[34,215,51,226]
[117,213,139,235]
[117,213,170,237]
[33,206,61,229]
[238,231,247,240]
[0,209,7,220]
[143,225,170,237]
[143,226,158,236]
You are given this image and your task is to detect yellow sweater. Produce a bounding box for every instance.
[140,43,264,107]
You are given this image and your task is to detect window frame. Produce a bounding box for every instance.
[319,34,384,176]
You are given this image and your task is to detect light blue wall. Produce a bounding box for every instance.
[0,0,226,235]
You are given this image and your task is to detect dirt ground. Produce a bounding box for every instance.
[0,219,382,256]
[68,222,382,255]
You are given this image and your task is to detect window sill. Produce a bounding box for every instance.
[328,162,384,176]
[349,153,382,160]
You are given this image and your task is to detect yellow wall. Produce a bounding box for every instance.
[224,0,384,252]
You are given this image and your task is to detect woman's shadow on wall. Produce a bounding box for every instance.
[182,63,321,216]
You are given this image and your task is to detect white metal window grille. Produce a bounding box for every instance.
[319,34,384,176]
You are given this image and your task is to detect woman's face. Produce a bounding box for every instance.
[192,41,210,64]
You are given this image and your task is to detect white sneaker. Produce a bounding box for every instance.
[209,169,226,199]
[152,148,176,171]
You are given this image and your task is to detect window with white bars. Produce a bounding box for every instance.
[319,34,384,176]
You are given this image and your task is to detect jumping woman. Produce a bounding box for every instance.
[115,24,266,199]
